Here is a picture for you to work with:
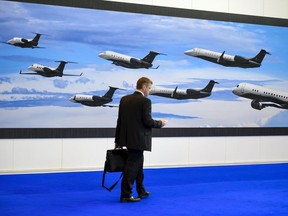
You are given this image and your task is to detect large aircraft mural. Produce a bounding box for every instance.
[150,80,219,100]
[184,48,270,68]
[0,0,287,129]
[232,83,288,110]
[69,86,122,107]
[98,50,164,69]
[20,61,83,77]
[1,33,46,48]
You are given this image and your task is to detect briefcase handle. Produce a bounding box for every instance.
[102,171,123,192]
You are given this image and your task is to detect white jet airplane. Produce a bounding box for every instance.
[69,86,122,107]
[98,50,164,69]
[150,80,219,100]
[184,48,270,68]
[2,33,46,48]
[232,83,288,110]
[20,61,83,77]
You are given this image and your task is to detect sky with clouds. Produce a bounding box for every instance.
[0,0,288,128]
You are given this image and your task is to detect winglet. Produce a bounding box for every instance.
[152,65,160,69]
[171,86,178,98]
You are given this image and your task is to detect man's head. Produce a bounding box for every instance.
[136,77,153,96]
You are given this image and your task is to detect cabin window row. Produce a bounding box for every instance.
[112,55,126,60]
[263,91,288,99]
[252,88,287,99]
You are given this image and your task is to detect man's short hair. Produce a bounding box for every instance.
[136,77,153,89]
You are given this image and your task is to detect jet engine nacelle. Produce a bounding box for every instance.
[186,89,198,94]
[92,95,102,101]
[130,58,142,64]
[21,38,29,43]
[251,100,264,110]
[234,55,249,63]
[130,58,152,68]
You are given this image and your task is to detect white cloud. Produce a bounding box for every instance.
[0,99,284,128]
[0,106,119,128]
[153,99,283,127]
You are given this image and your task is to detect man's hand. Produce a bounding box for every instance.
[160,119,168,127]
[115,143,123,149]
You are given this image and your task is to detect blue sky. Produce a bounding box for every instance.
[0,0,288,128]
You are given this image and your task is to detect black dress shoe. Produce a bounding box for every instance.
[138,191,151,199]
[120,196,141,203]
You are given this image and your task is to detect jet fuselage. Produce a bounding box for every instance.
[8,37,38,48]
[232,83,288,110]
[185,48,269,68]
[69,86,120,107]
[27,64,62,77]
[99,50,159,69]
[20,61,82,77]
[4,33,44,48]
[70,95,112,107]
[150,80,218,100]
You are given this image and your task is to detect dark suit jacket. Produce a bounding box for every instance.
[115,91,162,151]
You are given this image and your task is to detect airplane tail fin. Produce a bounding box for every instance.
[250,49,271,63]
[55,61,76,74]
[201,80,219,93]
[31,33,42,43]
[103,86,119,99]
[141,51,162,63]
[55,61,68,74]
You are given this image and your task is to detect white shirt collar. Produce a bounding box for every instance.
[135,90,144,96]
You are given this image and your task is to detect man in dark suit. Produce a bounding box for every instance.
[115,77,167,203]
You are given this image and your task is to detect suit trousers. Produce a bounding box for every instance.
[121,149,146,198]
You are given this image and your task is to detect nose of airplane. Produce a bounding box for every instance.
[28,65,33,70]
[98,52,106,59]
[7,39,13,44]
[184,49,195,56]
[69,96,76,102]
[232,86,239,95]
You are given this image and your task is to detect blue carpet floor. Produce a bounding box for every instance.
[0,163,288,216]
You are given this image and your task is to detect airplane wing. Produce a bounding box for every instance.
[19,73,38,75]
[263,102,288,109]
[32,46,45,49]
[151,65,160,69]
[19,70,37,75]
[251,99,288,110]
[171,87,178,98]
[217,51,226,64]
[62,73,83,76]
[102,104,118,108]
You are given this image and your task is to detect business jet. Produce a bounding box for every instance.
[69,86,122,107]
[20,61,83,77]
[1,33,46,48]
[232,83,288,110]
[184,48,270,68]
[98,50,164,69]
[150,80,219,100]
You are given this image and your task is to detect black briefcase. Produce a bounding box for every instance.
[102,148,128,191]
